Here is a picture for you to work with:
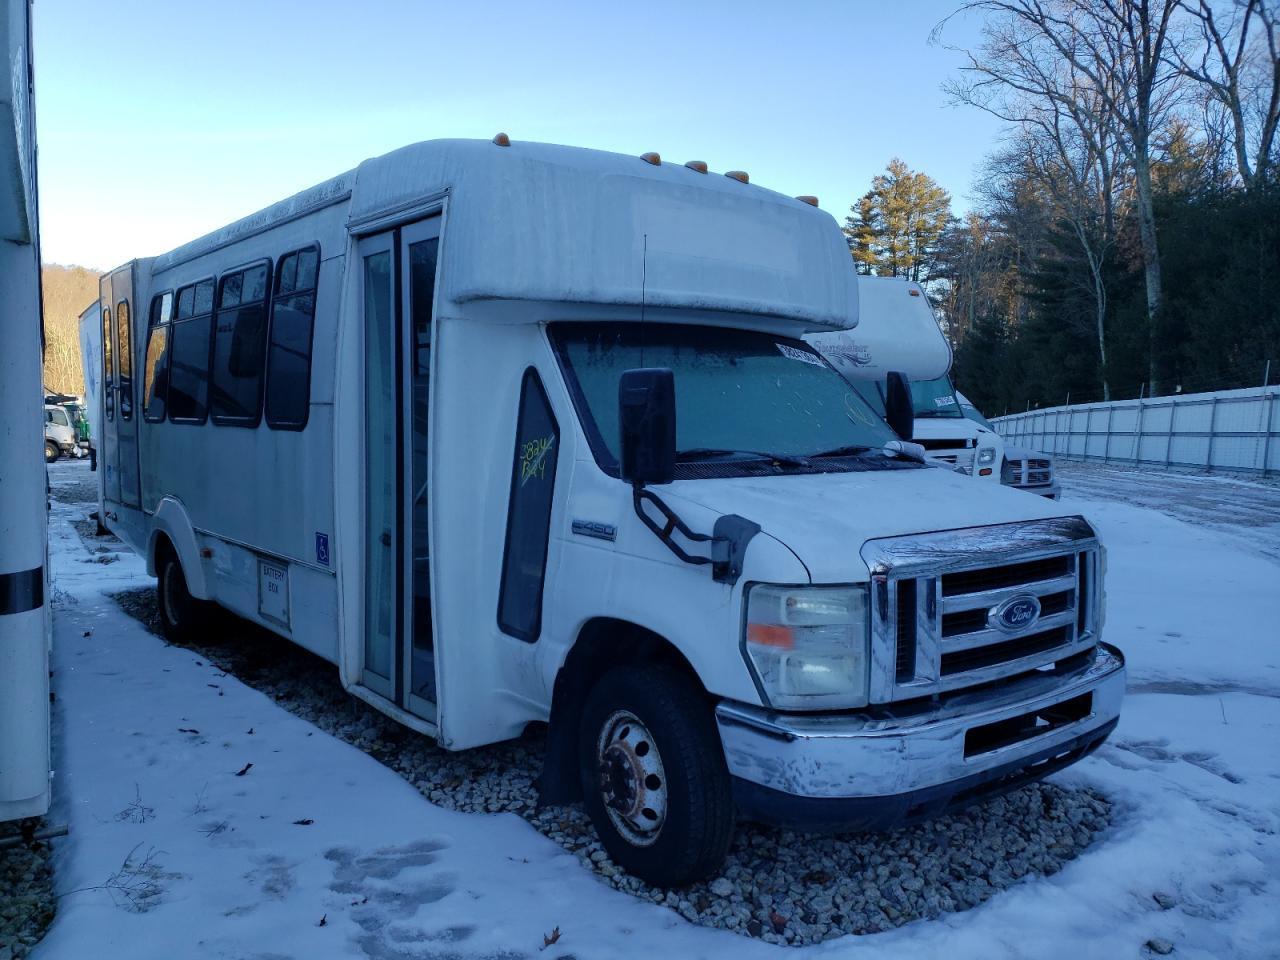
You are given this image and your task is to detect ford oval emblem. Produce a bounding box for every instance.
[990,594,1042,632]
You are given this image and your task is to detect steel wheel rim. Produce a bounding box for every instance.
[596,709,668,847]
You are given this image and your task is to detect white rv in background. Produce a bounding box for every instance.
[810,277,1060,499]
[93,137,1121,884]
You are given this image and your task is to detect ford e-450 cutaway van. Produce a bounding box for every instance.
[88,138,1124,885]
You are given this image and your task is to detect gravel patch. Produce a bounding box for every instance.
[0,821,56,959]
[108,585,1114,945]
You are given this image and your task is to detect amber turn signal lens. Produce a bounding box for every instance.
[746,623,795,649]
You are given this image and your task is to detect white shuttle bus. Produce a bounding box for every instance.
[810,277,1061,498]
[94,138,1123,884]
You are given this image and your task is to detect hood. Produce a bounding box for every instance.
[661,464,1077,583]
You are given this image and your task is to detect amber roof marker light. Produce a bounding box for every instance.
[493,132,511,146]
[796,195,819,207]
[684,160,708,173]
[640,152,662,165]
[725,170,749,183]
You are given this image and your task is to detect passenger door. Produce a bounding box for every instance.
[357,216,441,722]
[99,276,120,505]
[112,267,142,508]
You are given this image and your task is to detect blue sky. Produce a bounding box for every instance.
[33,0,1004,270]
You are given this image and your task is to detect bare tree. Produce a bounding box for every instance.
[1171,0,1280,188]
[41,264,102,396]
[941,6,1131,398]
[939,0,1184,392]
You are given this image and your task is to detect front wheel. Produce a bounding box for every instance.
[44,440,59,463]
[155,545,214,645]
[578,664,735,887]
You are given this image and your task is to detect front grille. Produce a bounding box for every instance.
[943,555,1073,595]
[941,625,1071,675]
[1004,457,1055,488]
[929,448,975,476]
[864,520,1100,703]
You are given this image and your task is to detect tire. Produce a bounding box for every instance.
[578,663,734,887]
[44,440,59,463]
[155,544,213,645]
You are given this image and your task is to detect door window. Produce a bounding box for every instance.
[363,248,396,692]
[102,307,114,421]
[497,368,560,642]
[116,302,132,420]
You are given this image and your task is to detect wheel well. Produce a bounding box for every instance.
[539,618,707,807]
[151,532,175,576]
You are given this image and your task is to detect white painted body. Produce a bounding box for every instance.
[92,138,1103,778]
[1,0,51,823]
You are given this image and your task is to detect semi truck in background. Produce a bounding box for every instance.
[809,277,1060,499]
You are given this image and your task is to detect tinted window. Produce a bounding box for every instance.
[497,369,560,643]
[265,245,320,430]
[211,261,271,425]
[116,302,133,420]
[143,293,172,423]
[102,308,114,421]
[168,280,214,423]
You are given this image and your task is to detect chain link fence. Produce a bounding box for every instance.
[993,385,1280,476]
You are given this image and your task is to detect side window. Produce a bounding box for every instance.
[167,279,215,423]
[264,245,320,430]
[497,368,560,642]
[102,307,114,421]
[116,302,133,420]
[143,292,173,423]
[211,261,271,426]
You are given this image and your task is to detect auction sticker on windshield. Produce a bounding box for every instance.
[935,395,957,407]
[776,343,824,366]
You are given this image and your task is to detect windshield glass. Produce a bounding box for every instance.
[911,375,962,418]
[550,322,894,469]
[958,396,997,431]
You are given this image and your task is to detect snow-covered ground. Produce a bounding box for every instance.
[30,460,1280,959]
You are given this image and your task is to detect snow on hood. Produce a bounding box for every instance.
[661,463,1077,583]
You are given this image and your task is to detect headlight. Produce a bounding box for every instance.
[743,584,870,709]
[977,446,997,466]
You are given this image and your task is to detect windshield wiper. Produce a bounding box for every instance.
[808,444,876,458]
[675,448,811,468]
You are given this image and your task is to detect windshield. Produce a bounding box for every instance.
[958,397,997,431]
[550,322,895,471]
[911,375,963,418]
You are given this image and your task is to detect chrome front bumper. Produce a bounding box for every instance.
[716,643,1124,828]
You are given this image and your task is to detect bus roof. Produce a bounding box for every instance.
[147,138,859,330]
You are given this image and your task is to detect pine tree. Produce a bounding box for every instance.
[844,158,953,282]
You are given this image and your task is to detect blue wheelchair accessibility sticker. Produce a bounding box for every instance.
[315,532,330,566]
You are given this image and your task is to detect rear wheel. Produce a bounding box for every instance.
[155,544,213,645]
[44,440,59,463]
[578,663,734,887]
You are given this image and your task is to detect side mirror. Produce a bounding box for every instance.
[885,371,914,441]
[618,368,676,485]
